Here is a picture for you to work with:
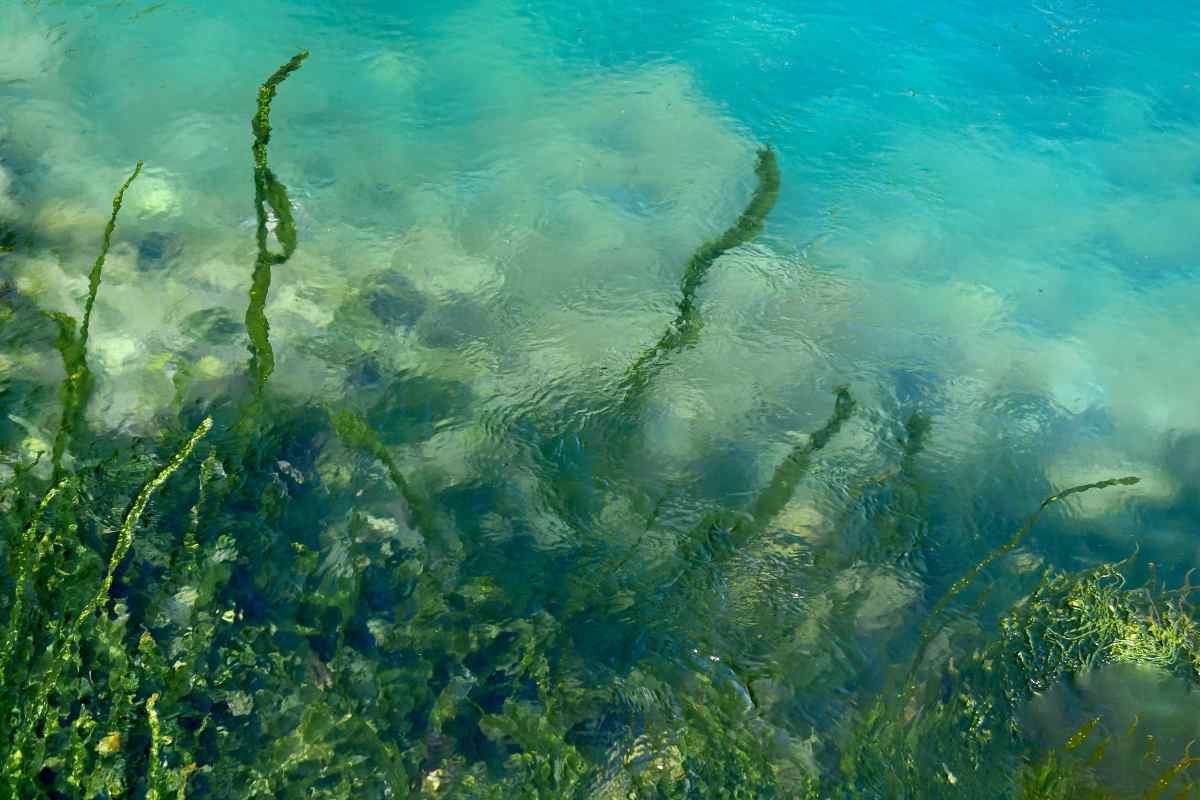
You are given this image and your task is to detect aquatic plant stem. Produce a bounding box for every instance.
[146,693,163,800]
[252,51,309,173]
[745,385,855,535]
[547,147,782,535]
[873,479,1142,753]
[601,386,854,617]
[49,161,143,479]
[329,408,436,540]
[617,147,780,415]
[245,50,308,397]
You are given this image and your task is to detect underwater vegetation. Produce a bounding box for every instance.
[0,52,1198,799]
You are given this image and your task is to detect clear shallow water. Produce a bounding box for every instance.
[1,0,1199,796]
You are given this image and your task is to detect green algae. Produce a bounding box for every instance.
[1043,716,1200,800]
[746,384,855,534]
[48,161,143,479]
[1,418,209,796]
[0,478,65,687]
[245,51,308,398]
[836,534,1200,798]
[0,54,1197,800]
[618,146,781,415]
[905,474,1143,691]
[329,407,437,542]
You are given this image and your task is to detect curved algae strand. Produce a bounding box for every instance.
[619,146,781,412]
[744,384,855,536]
[245,51,308,397]
[841,551,1198,797]
[1144,744,1200,800]
[145,693,163,800]
[676,146,781,319]
[49,161,143,478]
[252,50,309,172]
[79,416,214,627]
[660,386,854,582]
[328,407,436,539]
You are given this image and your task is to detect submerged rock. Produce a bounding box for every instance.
[182,306,243,345]
[366,271,426,329]
[416,294,491,349]
[833,564,921,634]
[136,230,184,271]
[128,169,183,219]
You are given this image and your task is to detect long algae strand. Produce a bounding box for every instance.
[903,473,1142,688]
[687,384,856,565]
[744,384,855,537]
[841,472,1148,770]
[245,50,308,396]
[600,386,855,613]
[617,146,780,415]
[554,147,782,529]
[48,161,143,479]
[330,408,437,539]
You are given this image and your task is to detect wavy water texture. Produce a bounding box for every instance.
[1,0,1198,796]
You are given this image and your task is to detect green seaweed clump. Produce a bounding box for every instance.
[838,548,1200,798]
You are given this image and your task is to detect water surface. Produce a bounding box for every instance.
[1,0,1199,796]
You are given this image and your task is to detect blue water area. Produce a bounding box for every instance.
[1,0,1199,796]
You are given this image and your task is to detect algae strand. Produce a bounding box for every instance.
[79,416,213,629]
[618,146,781,413]
[146,692,163,800]
[646,386,855,604]
[0,478,66,686]
[330,408,436,540]
[49,161,143,478]
[744,384,855,536]
[252,51,309,173]
[245,51,308,396]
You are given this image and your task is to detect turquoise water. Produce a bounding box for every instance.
[2,0,1200,796]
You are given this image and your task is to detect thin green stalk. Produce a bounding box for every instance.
[744,385,855,536]
[146,692,163,800]
[78,417,214,627]
[245,51,308,396]
[606,387,854,614]
[329,408,435,538]
[618,147,780,414]
[49,162,143,478]
[252,51,309,173]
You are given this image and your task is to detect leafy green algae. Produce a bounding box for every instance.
[1,53,1197,800]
